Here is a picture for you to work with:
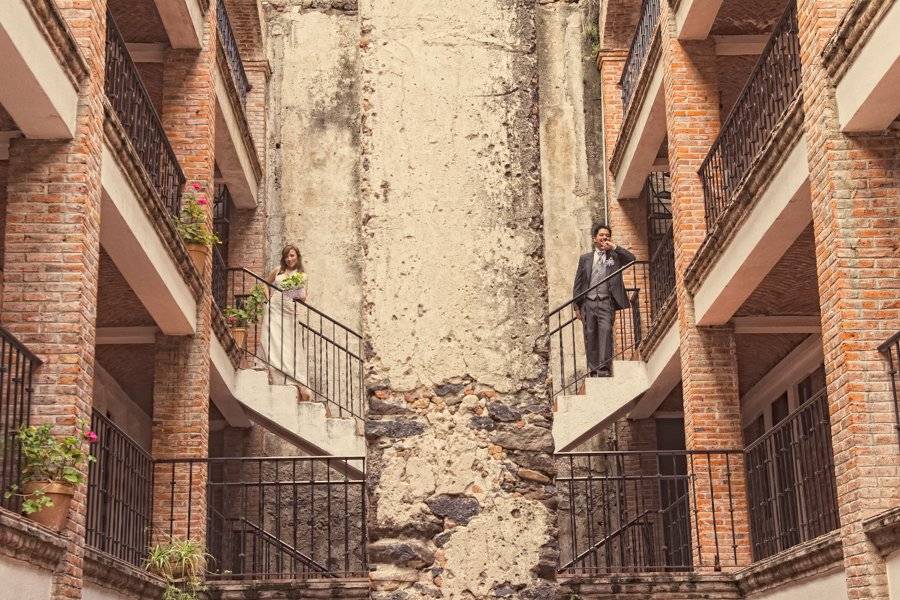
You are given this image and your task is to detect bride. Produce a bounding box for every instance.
[262,244,313,400]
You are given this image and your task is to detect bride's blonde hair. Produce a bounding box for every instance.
[278,244,304,273]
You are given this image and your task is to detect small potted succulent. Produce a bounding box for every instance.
[222,283,268,350]
[4,423,97,531]
[176,183,221,276]
[278,271,307,301]
[145,537,210,600]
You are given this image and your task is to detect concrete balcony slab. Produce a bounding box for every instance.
[694,134,811,326]
[100,137,197,336]
[834,0,900,131]
[0,0,81,139]
[214,65,259,209]
[153,0,204,49]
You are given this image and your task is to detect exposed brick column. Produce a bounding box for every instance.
[795,1,900,597]
[598,51,648,259]
[150,4,218,544]
[659,7,751,570]
[0,1,106,598]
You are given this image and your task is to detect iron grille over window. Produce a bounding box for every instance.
[643,172,675,323]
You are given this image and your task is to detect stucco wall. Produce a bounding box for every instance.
[745,569,848,600]
[265,1,362,329]
[0,554,53,600]
[888,549,900,600]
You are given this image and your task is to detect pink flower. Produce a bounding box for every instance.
[197,195,208,205]
[192,183,202,192]
[84,431,98,444]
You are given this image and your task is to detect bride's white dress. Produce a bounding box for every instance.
[261,271,308,386]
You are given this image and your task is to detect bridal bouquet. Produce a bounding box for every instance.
[279,272,306,301]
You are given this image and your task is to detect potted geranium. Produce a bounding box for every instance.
[176,183,220,276]
[222,283,267,350]
[278,271,306,301]
[145,537,210,600]
[4,423,97,531]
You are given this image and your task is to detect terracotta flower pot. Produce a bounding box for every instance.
[230,326,247,350]
[22,481,74,531]
[185,243,208,276]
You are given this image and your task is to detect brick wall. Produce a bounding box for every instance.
[659,3,751,570]
[0,0,108,598]
[795,0,900,597]
[151,1,218,545]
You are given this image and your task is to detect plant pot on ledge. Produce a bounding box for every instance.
[185,243,208,277]
[230,326,247,350]
[22,481,73,531]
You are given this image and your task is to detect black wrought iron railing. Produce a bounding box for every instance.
[879,332,900,449]
[643,173,675,325]
[0,328,40,513]
[557,450,744,574]
[549,261,649,397]
[155,456,367,580]
[745,388,839,561]
[104,10,185,217]
[225,268,365,421]
[217,0,251,107]
[698,0,800,233]
[619,0,661,112]
[86,410,153,567]
[212,247,229,312]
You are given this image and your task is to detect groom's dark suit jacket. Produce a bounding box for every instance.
[572,246,637,311]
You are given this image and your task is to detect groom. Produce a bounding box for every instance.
[572,223,636,377]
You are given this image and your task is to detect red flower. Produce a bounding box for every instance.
[198,195,208,205]
[84,431,98,444]
[192,183,202,192]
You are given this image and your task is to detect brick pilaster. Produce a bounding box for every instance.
[795,1,900,597]
[150,2,218,545]
[0,1,107,597]
[598,51,648,259]
[659,7,751,570]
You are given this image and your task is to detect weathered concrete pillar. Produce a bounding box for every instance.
[0,0,103,597]
[795,0,900,597]
[151,2,217,544]
[659,7,751,571]
[359,0,558,597]
[536,1,601,309]
[263,2,362,326]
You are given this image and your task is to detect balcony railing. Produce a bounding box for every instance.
[0,328,41,513]
[549,262,649,397]
[557,450,744,574]
[619,0,662,112]
[86,410,153,568]
[697,0,800,233]
[226,268,365,421]
[745,388,839,561]
[644,173,675,325]
[878,331,900,449]
[156,456,367,579]
[217,0,251,107]
[105,10,185,218]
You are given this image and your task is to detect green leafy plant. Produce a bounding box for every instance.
[278,271,306,290]
[4,423,97,514]
[176,183,221,247]
[584,23,600,57]
[146,537,211,600]
[223,283,268,327]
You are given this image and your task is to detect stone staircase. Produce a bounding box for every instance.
[552,360,651,451]
[230,368,365,457]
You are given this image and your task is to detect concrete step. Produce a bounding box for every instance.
[552,360,651,452]
[232,369,365,457]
